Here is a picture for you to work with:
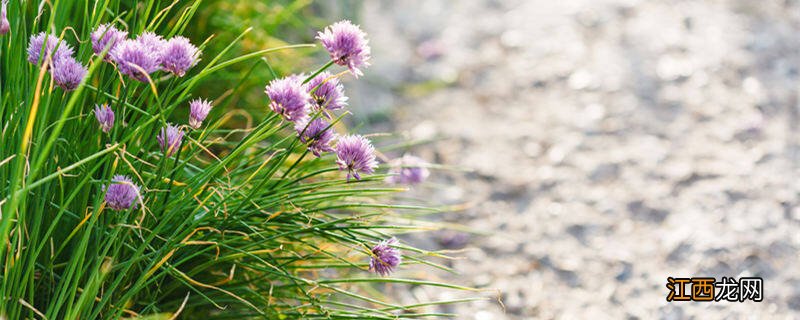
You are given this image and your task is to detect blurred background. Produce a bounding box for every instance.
[190,0,800,318]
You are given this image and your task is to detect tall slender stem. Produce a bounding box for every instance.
[303,60,335,84]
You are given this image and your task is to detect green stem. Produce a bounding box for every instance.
[302,60,335,84]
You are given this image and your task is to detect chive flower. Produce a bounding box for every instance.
[316,20,371,77]
[0,1,9,36]
[136,31,166,64]
[161,36,199,77]
[112,39,160,82]
[306,71,348,114]
[188,98,213,129]
[295,117,336,157]
[265,75,309,122]
[157,124,184,157]
[94,104,114,133]
[369,238,402,276]
[91,23,128,59]
[335,134,377,181]
[386,155,430,185]
[27,32,74,65]
[51,56,87,91]
[104,175,140,211]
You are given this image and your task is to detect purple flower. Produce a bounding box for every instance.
[306,71,347,114]
[51,56,87,91]
[27,32,74,65]
[265,76,309,122]
[91,23,128,59]
[0,1,9,36]
[136,31,166,63]
[104,175,141,211]
[369,238,401,276]
[188,98,213,129]
[386,155,430,185]
[161,36,199,77]
[112,39,160,82]
[295,117,336,157]
[316,20,371,78]
[157,124,184,157]
[94,104,115,133]
[335,134,378,181]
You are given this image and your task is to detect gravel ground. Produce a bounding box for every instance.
[351,0,800,318]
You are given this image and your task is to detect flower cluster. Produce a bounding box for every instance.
[265,70,351,122]
[104,175,141,211]
[261,22,372,170]
[369,238,402,276]
[28,33,68,64]
[91,24,127,59]
[335,134,378,181]
[266,75,309,122]
[157,124,185,157]
[88,25,201,82]
[266,22,431,188]
[85,19,413,277]
[262,21,426,277]
[28,33,70,64]
[136,32,166,59]
[112,39,161,82]
[97,118,193,209]
[161,36,200,77]
[189,98,213,129]
[295,118,336,157]
[20,22,209,214]
[94,104,115,133]
[27,32,87,91]
[51,57,88,91]
[264,70,377,178]
[317,20,371,78]
[306,71,347,114]
[106,31,199,82]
